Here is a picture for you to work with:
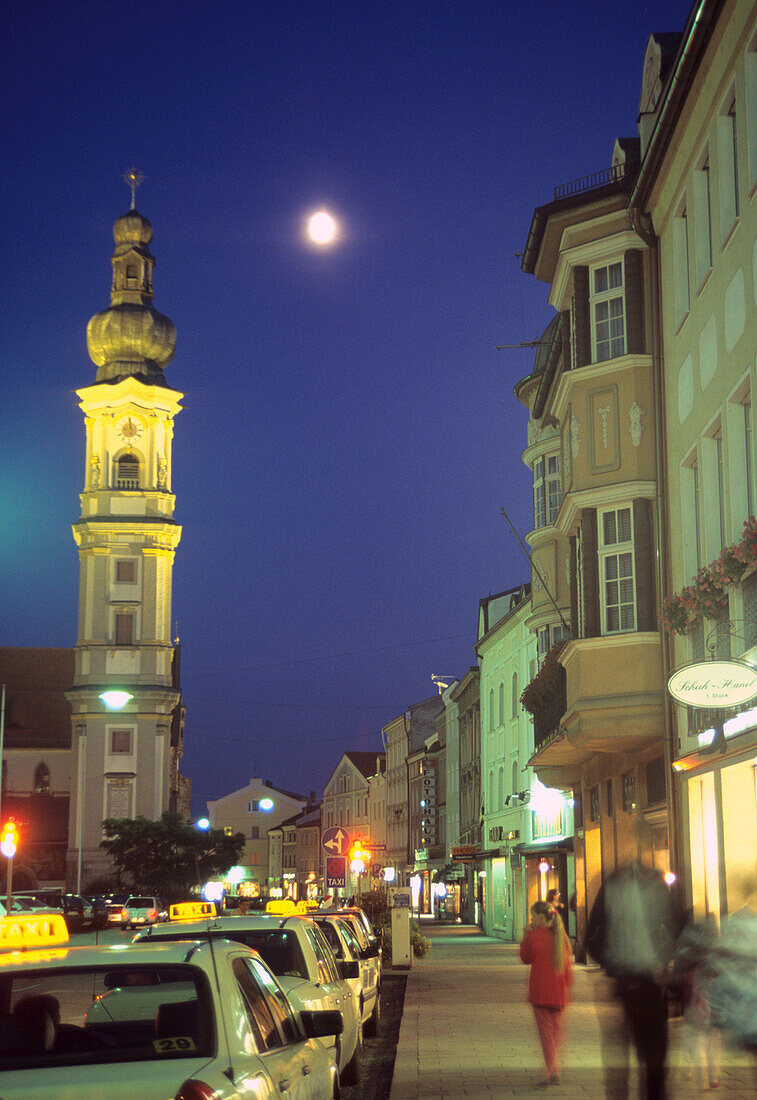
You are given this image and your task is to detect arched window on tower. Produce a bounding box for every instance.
[116,453,140,490]
[34,762,50,795]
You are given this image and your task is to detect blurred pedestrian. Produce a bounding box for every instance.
[586,861,685,1100]
[547,888,568,930]
[707,877,757,1087]
[674,917,721,1090]
[520,899,573,1086]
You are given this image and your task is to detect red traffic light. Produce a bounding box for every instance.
[1,820,18,859]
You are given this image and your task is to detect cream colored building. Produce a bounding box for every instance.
[632,0,757,919]
[66,195,187,888]
[207,778,309,895]
[322,751,384,897]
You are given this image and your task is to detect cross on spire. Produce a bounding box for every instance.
[123,167,145,209]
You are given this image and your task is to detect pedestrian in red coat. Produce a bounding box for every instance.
[520,899,573,1085]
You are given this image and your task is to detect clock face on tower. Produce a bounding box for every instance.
[115,415,145,444]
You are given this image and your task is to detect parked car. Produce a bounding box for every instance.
[0,908,341,1098]
[318,907,383,974]
[120,896,164,929]
[32,892,94,931]
[137,911,363,1084]
[314,914,381,1037]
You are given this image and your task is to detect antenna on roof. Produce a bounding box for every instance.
[431,675,455,694]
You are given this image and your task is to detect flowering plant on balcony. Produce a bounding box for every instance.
[660,517,757,635]
[520,641,567,714]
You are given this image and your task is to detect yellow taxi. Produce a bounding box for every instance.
[0,908,341,1098]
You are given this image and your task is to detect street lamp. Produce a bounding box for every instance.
[76,690,134,894]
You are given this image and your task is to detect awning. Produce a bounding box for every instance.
[513,837,574,855]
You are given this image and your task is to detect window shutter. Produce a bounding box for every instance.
[569,535,579,638]
[560,309,572,372]
[573,266,590,367]
[624,249,645,354]
[580,508,600,637]
[633,498,656,631]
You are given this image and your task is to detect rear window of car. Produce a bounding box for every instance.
[126,898,155,909]
[231,930,308,980]
[0,965,212,1069]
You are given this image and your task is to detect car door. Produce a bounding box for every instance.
[302,923,359,1070]
[231,955,325,1100]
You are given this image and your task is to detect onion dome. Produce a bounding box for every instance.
[87,206,176,384]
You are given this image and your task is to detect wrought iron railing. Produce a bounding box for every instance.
[553,161,639,202]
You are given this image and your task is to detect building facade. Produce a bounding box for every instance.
[450,670,481,923]
[517,132,669,948]
[66,197,187,889]
[206,778,309,896]
[322,751,385,899]
[633,0,757,921]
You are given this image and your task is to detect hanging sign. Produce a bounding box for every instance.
[667,659,757,709]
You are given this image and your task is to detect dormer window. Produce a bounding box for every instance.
[116,454,139,489]
[591,261,625,361]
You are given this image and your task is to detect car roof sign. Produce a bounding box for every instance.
[0,912,69,951]
[169,901,216,922]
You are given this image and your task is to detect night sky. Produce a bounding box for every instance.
[3,0,692,814]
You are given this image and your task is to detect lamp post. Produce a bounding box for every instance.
[76,691,133,895]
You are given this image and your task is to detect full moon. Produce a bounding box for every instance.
[307,210,338,245]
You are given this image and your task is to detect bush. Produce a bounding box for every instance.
[357,891,390,934]
[381,919,430,961]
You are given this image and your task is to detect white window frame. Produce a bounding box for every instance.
[533,456,546,529]
[702,417,727,555]
[672,200,691,328]
[681,450,703,578]
[598,505,636,635]
[546,454,561,523]
[727,378,754,537]
[716,91,740,241]
[746,37,757,189]
[590,260,626,362]
[692,152,713,287]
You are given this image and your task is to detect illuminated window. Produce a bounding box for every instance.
[590,261,625,361]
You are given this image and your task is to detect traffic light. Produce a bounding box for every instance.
[1,820,18,859]
[349,840,370,873]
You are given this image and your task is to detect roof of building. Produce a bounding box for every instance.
[344,751,386,779]
[0,648,74,750]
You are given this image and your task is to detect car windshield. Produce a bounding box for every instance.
[0,964,211,1069]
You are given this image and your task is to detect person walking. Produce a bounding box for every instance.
[520,899,573,1086]
[586,860,686,1099]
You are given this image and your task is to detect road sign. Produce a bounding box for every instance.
[326,857,346,889]
[322,826,351,856]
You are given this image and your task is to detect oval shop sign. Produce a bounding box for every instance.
[667,659,757,709]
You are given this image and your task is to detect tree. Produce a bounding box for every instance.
[100,812,245,900]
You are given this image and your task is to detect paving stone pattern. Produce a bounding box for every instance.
[390,923,756,1100]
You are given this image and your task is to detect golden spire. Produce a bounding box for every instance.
[86,173,176,384]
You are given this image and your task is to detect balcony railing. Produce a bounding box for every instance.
[553,161,639,202]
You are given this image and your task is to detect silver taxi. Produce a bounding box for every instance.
[0,910,340,1099]
[137,907,363,1084]
[314,914,380,1037]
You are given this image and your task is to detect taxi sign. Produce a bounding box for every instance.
[0,912,69,950]
[169,901,216,922]
[265,899,309,916]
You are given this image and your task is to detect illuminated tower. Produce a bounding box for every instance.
[66,174,184,888]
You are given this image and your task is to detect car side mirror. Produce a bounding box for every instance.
[300,1009,344,1038]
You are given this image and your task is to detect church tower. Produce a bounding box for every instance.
[66,176,184,889]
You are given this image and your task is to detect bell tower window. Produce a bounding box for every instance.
[116,453,140,489]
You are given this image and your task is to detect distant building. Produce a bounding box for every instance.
[322,751,385,899]
[206,778,309,896]
[449,672,480,923]
[0,648,74,889]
